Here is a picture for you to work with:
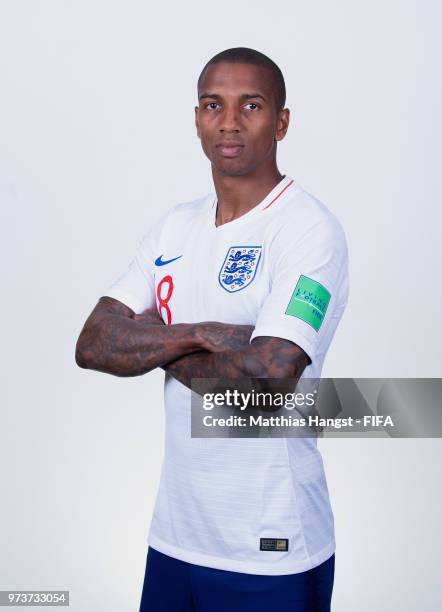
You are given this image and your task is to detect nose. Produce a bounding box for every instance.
[219,106,241,132]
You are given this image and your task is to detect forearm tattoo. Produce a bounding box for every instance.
[164,333,311,391]
[75,297,202,377]
[76,299,311,387]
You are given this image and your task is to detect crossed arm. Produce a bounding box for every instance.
[75,297,311,388]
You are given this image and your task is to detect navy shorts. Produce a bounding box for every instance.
[139,547,335,612]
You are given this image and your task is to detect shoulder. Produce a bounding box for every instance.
[271,181,348,250]
[141,192,213,239]
[163,192,213,223]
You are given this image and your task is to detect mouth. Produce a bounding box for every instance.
[216,142,245,158]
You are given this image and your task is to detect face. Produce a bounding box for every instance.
[195,62,290,177]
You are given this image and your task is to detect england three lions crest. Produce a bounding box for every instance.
[218,245,263,293]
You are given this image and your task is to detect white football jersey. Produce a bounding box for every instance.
[102,175,349,575]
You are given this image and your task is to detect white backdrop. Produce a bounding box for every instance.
[1,1,441,610]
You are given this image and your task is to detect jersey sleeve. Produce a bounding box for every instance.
[250,216,349,363]
[100,221,160,315]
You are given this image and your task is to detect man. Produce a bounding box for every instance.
[76,47,349,612]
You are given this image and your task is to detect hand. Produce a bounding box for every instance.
[131,307,165,326]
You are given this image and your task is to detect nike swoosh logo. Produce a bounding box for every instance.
[154,254,183,266]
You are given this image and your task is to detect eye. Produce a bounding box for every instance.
[205,102,220,110]
[244,102,260,110]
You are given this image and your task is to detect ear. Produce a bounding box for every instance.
[275,108,290,142]
[195,106,201,139]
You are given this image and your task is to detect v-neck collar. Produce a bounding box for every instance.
[208,175,296,231]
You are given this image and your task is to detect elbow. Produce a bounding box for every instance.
[75,348,87,369]
[75,338,91,369]
[75,327,102,370]
[75,314,122,375]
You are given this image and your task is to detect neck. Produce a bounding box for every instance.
[212,160,284,227]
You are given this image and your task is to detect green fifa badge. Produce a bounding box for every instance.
[285,275,331,332]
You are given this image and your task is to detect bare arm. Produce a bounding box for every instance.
[131,308,311,388]
[76,300,311,385]
[75,297,207,377]
[163,336,311,390]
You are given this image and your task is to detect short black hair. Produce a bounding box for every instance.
[197,47,286,111]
